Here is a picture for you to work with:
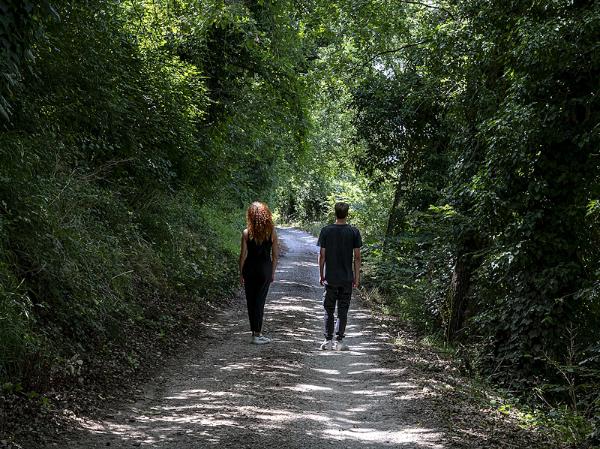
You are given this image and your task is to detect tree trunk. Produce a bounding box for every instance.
[445,232,480,342]
[383,180,403,251]
[445,253,471,341]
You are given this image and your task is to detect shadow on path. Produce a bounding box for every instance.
[56,228,550,449]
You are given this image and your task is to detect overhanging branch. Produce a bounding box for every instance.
[400,1,455,18]
[363,40,430,68]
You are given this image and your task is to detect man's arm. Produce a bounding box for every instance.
[318,247,326,285]
[353,247,361,288]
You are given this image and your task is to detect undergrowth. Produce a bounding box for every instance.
[0,182,242,391]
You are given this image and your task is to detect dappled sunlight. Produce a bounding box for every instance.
[323,377,355,384]
[289,260,318,268]
[313,368,340,374]
[276,279,318,288]
[164,390,245,400]
[348,367,407,375]
[219,362,253,371]
[321,426,444,447]
[67,228,446,448]
[351,389,398,397]
[284,383,333,392]
[269,303,314,313]
[346,406,367,412]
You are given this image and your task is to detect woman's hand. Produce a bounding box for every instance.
[240,276,245,285]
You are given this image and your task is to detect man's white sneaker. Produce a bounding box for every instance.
[320,339,333,350]
[252,336,271,345]
[335,340,349,351]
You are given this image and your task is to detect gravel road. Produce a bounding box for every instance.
[55,228,443,448]
[53,228,552,449]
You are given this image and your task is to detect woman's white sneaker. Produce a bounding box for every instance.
[252,335,271,345]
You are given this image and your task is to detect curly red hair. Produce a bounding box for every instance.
[246,201,274,244]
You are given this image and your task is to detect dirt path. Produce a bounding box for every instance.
[52,228,552,449]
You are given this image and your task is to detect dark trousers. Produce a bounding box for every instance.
[245,281,270,333]
[323,283,352,340]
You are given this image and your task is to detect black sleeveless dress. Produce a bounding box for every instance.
[242,235,273,333]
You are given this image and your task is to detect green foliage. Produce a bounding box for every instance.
[283,0,600,443]
[0,0,59,120]
[0,0,309,390]
[0,256,42,384]
[1,0,599,444]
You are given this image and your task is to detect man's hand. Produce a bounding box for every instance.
[240,276,245,286]
[319,275,326,286]
[353,278,360,289]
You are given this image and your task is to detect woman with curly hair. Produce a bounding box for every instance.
[239,201,279,344]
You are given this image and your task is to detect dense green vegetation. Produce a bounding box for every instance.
[1,0,599,445]
[279,0,600,444]
[0,0,307,389]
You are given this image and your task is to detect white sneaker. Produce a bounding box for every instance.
[320,339,333,350]
[334,339,349,351]
[252,336,271,345]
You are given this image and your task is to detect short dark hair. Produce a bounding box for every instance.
[334,202,349,219]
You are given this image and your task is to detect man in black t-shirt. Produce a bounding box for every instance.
[317,202,362,351]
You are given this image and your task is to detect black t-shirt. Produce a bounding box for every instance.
[317,224,362,285]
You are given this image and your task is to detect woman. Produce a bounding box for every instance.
[239,201,279,344]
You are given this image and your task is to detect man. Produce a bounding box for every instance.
[317,202,362,351]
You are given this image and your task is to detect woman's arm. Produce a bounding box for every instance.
[271,229,279,282]
[239,229,248,285]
